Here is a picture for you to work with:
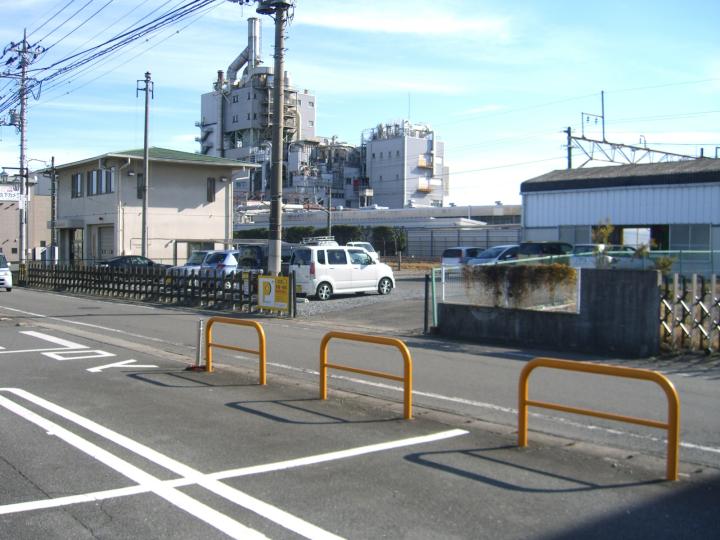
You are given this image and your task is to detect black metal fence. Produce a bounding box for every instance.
[25,263,288,314]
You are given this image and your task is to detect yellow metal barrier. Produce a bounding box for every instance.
[204,316,266,384]
[320,331,413,419]
[518,357,681,481]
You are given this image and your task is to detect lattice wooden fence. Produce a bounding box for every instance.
[660,273,720,352]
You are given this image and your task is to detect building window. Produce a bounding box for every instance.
[103,168,114,194]
[253,93,256,99]
[379,175,383,182]
[298,99,302,106]
[136,173,144,199]
[309,101,314,107]
[232,114,238,123]
[395,173,399,180]
[71,173,83,198]
[232,95,238,103]
[207,177,216,202]
[86,171,96,196]
[345,178,351,185]
[372,153,375,159]
[308,120,314,127]
[247,113,251,120]
[396,150,400,157]
[247,92,251,100]
[253,113,257,120]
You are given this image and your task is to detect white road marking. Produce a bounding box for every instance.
[44,349,115,361]
[0,388,343,540]
[87,359,158,372]
[0,330,88,355]
[0,393,268,539]
[21,330,88,349]
[0,400,466,516]
[0,306,171,345]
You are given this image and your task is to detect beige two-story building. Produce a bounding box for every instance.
[54,147,258,264]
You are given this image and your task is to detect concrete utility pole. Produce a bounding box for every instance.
[264,1,291,275]
[565,127,572,169]
[18,33,28,266]
[136,72,153,257]
[229,0,294,274]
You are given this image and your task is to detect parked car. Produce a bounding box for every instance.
[346,241,379,262]
[517,242,573,261]
[200,250,240,275]
[0,254,12,291]
[168,250,216,276]
[570,244,644,269]
[97,256,168,269]
[289,245,395,300]
[441,246,484,266]
[466,244,519,266]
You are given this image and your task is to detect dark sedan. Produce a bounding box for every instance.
[97,256,168,269]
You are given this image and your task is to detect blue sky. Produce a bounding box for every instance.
[1,0,718,205]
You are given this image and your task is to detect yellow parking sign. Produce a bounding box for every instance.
[258,276,290,311]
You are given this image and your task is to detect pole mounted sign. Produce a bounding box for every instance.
[0,185,21,202]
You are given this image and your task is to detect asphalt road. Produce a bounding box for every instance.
[1,285,719,538]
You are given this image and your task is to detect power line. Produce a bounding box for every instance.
[35,0,96,45]
[43,0,117,53]
[26,0,78,39]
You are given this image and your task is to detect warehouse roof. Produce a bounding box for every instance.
[521,158,720,193]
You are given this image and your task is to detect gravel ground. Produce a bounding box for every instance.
[295,272,427,318]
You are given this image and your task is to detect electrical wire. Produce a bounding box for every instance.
[34,0,96,46]
[26,0,78,40]
[42,0,117,53]
[0,0,222,114]
[38,0,224,104]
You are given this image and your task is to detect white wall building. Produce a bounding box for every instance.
[365,121,449,208]
[54,148,257,264]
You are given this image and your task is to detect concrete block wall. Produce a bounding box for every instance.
[437,269,660,358]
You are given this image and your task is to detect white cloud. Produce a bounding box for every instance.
[294,1,510,41]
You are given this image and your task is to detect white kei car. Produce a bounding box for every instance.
[289,245,395,300]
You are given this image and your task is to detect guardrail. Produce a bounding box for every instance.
[319,331,413,419]
[518,357,680,481]
[204,316,266,384]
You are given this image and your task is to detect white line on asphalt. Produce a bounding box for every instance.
[0,397,466,516]
[87,359,158,372]
[0,306,172,345]
[0,388,343,540]
[263,361,720,457]
[0,393,268,540]
[21,331,88,349]
[0,330,88,355]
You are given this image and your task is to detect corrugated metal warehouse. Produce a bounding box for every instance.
[521,158,720,253]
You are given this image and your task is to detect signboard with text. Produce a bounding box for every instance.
[258,275,290,312]
[0,185,21,202]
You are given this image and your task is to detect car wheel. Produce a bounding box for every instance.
[378,277,392,295]
[316,282,333,301]
[5,288,10,292]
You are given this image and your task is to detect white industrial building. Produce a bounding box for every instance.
[198,18,450,211]
[521,159,720,256]
[364,121,449,208]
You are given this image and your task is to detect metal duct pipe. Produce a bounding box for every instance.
[227,18,261,84]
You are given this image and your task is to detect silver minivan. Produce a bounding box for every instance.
[289,245,395,300]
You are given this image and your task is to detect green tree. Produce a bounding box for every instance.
[284,226,317,243]
[234,228,268,240]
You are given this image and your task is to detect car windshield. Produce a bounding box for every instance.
[0,254,8,268]
[205,253,229,264]
[442,249,462,258]
[477,246,505,259]
[186,251,208,265]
